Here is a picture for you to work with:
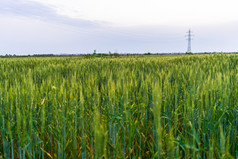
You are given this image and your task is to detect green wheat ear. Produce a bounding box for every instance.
[153,82,163,158]
[94,108,107,159]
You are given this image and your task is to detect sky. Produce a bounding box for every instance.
[0,0,238,54]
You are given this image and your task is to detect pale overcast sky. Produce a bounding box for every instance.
[0,0,238,54]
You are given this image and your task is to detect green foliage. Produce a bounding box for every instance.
[144,52,151,55]
[113,53,120,57]
[0,54,237,158]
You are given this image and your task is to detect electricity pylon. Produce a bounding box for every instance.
[186,29,193,53]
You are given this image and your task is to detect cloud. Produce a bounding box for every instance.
[0,0,99,28]
[0,0,237,54]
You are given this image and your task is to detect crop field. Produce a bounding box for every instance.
[0,54,237,158]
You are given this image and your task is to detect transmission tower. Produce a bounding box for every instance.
[186,29,193,53]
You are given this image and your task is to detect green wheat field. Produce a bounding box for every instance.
[0,54,237,158]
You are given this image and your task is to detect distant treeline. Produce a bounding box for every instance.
[1,51,238,57]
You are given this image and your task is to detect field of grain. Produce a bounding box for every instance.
[0,54,237,158]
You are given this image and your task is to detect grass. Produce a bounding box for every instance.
[0,54,237,158]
